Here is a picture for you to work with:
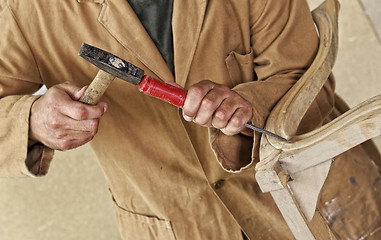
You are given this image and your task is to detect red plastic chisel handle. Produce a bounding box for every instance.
[138,76,187,108]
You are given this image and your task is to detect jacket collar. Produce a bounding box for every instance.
[79,0,208,86]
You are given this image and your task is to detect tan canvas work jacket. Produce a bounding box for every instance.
[1,0,381,239]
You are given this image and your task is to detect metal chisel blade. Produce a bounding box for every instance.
[244,123,291,143]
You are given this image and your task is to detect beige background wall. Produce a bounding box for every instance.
[1,0,380,239]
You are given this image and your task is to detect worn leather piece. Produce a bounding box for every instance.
[316,96,381,239]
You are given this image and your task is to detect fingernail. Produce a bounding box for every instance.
[103,104,108,113]
[76,86,87,98]
[184,115,192,122]
[79,86,87,93]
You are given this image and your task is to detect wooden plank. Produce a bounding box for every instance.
[271,188,315,240]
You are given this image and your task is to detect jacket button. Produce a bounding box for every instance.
[214,179,225,189]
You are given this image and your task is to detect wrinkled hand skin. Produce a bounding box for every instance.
[29,81,108,151]
[182,80,253,135]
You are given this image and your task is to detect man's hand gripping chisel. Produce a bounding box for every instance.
[78,43,290,143]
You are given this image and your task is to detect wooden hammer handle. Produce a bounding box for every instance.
[79,70,115,105]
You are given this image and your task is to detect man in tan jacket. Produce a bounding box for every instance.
[1,0,380,239]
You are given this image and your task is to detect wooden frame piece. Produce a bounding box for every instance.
[255,0,381,237]
[256,0,340,193]
[255,0,346,239]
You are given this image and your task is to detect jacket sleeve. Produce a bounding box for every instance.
[0,3,54,177]
[210,0,335,172]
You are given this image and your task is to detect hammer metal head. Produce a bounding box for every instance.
[78,43,145,85]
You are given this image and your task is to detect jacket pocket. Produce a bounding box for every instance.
[112,200,176,240]
[225,50,255,86]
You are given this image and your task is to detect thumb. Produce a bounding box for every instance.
[73,86,88,100]
[56,81,86,100]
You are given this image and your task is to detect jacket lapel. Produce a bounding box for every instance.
[172,0,208,87]
[97,0,174,82]
[79,0,208,85]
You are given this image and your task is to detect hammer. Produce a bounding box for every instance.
[78,43,290,143]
